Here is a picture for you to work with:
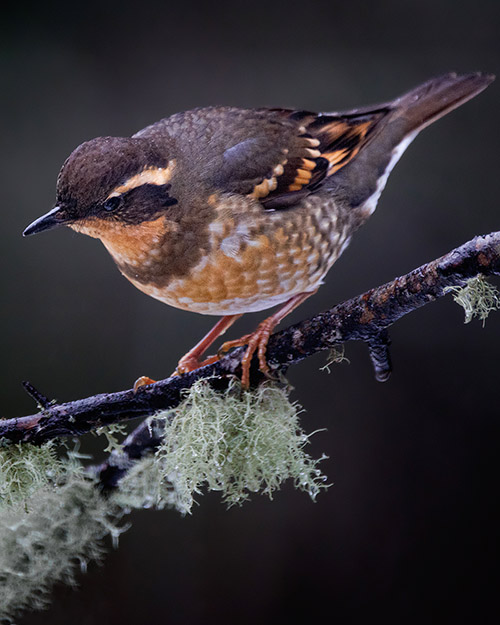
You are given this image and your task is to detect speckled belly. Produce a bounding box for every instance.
[129,199,350,315]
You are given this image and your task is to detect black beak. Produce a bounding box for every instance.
[23,206,70,237]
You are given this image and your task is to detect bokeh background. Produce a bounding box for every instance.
[2,0,500,623]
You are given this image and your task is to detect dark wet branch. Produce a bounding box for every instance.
[2,232,500,455]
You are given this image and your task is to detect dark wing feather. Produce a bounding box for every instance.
[217,107,390,210]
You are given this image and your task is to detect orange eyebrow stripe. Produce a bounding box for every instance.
[109,161,177,197]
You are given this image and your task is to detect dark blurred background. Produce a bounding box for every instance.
[1,0,500,623]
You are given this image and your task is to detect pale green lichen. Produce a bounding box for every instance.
[0,442,63,508]
[113,451,184,512]
[116,380,328,514]
[0,381,327,620]
[0,456,123,623]
[95,422,129,453]
[446,275,500,326]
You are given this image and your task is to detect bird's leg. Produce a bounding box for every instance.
[136,291,314,391]
[134,315,242,392]
[219,291,317,388]
[175,314,243,374]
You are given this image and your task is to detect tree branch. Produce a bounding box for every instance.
[2,232,500,451]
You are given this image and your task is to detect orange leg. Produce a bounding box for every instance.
[134,315,242,392]
[135,290,315,391]
[219,290,317,388]
[175,314,243,374]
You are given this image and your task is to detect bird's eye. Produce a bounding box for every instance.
[103,196,122,212]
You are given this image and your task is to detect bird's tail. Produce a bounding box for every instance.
[390,72,494,134]
[325,72,494,213]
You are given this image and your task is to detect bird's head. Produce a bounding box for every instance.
[23,136,179,241]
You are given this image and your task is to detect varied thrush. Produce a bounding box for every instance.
[24,72,493,387]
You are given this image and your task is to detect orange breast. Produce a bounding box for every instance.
[126,197,349,315]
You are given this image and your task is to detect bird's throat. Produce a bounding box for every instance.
[70,215,172,270]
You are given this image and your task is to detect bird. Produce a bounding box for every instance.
[24,72,494,388]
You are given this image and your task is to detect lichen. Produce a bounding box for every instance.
[0,382,328,620]
[115,380,328,514]
[0,456,123,623]
[113,451,184,512]
[320,345,350,373]
[94,422,129,453]
[446,275,500,326]
[0,442,63,508]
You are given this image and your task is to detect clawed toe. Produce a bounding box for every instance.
[133,375,157,392]
[217,331,269,387]
[174,353,220,376]
[217,334,252,357]
[240,324,274,387]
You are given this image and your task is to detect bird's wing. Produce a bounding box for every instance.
[217,107,390,210]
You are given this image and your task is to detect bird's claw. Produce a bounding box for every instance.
[218,322,274,388]
[174,353,220,376]
[133,376,157,393]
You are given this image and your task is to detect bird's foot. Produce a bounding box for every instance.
[174,353,220,376]
[134,353,221,391]
[219,318,276,388]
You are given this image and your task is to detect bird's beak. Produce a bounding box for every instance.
[23,206,71,237]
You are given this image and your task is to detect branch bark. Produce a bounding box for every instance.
[2,232,500,454]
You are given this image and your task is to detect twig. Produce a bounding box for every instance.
[1,232,499,449]
[21,381,52,409]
